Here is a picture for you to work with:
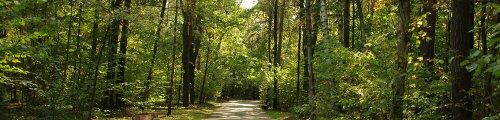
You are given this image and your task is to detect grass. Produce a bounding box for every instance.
[264,110,296,120]
[99,104,217,120]
[162,105,216,120]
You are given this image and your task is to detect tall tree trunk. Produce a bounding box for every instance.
[89,0,101,81]
[88,18,109,120]
[356,0,366,48]
[305,0,316,119]
[104,0,124,110]
[483,13,497,116]
[420,0,437,80]
[479,3,492,117]
[450,0,474,119]
[390,0,410,119]
[145,0,168,101]
[168,0,179,115]
[351,1,355,48]
[190,24,201,105]
[181,0,199,106]
[198,40,212,104]
[116,0,131,108]
[480,1,487,55]
[268,0,274,71]
[301,0,310,94]
[267,0,275,106]
[343,0,350,48]
[63,0,74,81]
[278,0,286,64]
[74,5,83,84]
[320,0,327,44]
[177,66,183,106]
[72,4,83,111]
[296,0,304,105]
[0,28,5,102]
[272,0,280,110]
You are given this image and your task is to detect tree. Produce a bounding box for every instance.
[304,0,317,119]
[168,0,180,115]
[420,0,437,80]
[116,0,131,108]
[199,37,212,104]
[356,0,366,47]
[103,0,125,110]
[145,0,169,101]
[343,0,350,48]
[297,0,304,105]
[390,0,410,119]
[450,0,474,119]
[181,0,201,106]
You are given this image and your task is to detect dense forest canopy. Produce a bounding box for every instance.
[0,0,499,119]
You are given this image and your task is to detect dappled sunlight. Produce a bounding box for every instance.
[206,100,271,120]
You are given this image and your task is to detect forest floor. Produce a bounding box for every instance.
[99,100,297,120]
[206,100,272,120]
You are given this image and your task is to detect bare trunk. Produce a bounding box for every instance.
[343,0,350,48]
[320,0,327,44]
[390,0,410,119]
[103,0,124,110]
[181,0,199,106]
[356,0,366,47]
[145,0,168,101]
[63,0,74,81]
[296,0,304,105]
[168,0,179,115]
[305,0,316,119]
[198,41,211,104]
[420,0,437,81]
[450,0,474,119]
[88,13,109,120]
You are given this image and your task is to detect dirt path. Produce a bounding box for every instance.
[205,100,272,120]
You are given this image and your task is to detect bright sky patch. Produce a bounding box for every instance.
[240,0,257,9]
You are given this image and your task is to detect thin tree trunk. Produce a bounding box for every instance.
[356,0,366,48]
[482,2,494,116]
[63,0,74,81]
[72,4,83,111]
[305,0,315,119]
[190,25,202,105]
[272,0,279,110]
[390,0,410,119]
[420,0,437,81]
[278,0,286,64]
[168,0,179,115]
[266,0,274,106]
[296,0,303,105]
[145,0,168,101]
[351,1,355,48]
[450,0,474,119]
[88,20,110,120]
[320,0,327,43]
[198,40,212,104]
[104,0,124,110]
[177,66,183,106]
[116,0,131,108]
[343,0,350,48]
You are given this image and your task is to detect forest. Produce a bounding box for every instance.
[0,0,499,119]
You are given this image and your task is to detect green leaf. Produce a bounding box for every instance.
[37,0,47,3]
[470,50,480,58]
[466,63,478,72]
[460,60,469,66]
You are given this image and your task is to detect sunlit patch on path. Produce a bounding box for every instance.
[205,100,271,120]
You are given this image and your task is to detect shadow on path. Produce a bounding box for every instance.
[205,100,272,120]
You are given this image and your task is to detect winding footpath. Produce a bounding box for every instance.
[205,100,272,120]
